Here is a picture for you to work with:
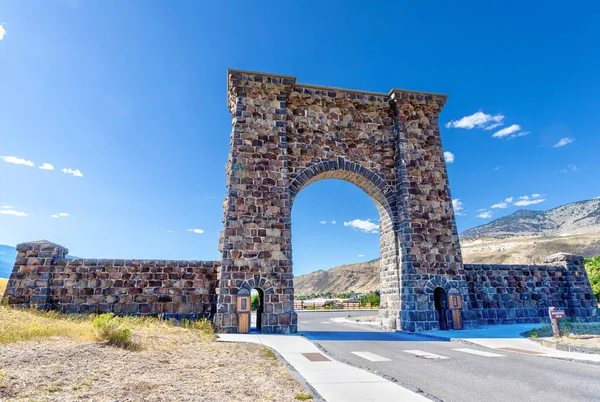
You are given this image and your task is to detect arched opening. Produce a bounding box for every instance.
[289,163,400,330]
[434,287,449,330]
[251,288,264,333]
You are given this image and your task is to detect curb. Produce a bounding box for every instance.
[528,337,600,355]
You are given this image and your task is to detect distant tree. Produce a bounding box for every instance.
[584,256,600,302]
[359,292,380,307]
[251,293,259,311]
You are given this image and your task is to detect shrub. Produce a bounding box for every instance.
[359,291,380,307]
[92,313,133,348]
[584,256,600,302]
[191,318,215,341]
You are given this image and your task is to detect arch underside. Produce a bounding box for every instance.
[289,160,402,330]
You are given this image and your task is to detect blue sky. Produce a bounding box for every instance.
[1,1,599,276]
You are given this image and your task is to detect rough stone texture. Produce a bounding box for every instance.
[465,253,599,325]
[4,241,219,319]
[214,69,464,333]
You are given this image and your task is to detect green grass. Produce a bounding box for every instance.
[92,313,134,349]
[295,393,313,400]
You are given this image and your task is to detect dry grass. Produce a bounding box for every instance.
[0,279,7,297]
[0,308,305,401]
[529,323,600,351]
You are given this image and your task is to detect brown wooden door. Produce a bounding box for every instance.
[449,295,463,330]
[237,295,250,333]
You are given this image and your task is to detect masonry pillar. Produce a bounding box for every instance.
[214,71,298,333]
[3,240,68,310]
[389,91,476,331]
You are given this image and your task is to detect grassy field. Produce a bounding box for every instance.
[0,288,308,401]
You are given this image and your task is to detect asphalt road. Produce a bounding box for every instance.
[297,310,600,402]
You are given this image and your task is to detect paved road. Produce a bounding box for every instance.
[298,310,600,402]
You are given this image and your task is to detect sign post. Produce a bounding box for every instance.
[548,307,566,337]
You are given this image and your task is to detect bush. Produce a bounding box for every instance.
[92,313,133,348]
[359,291,380,307]
[584,256,600,303]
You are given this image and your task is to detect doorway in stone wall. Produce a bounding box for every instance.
[434,287,449,330]
[250,288,264,333]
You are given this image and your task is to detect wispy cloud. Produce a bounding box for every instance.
[187,228,204,234]
[505,197,514,203]
[39,163,55,170]
[51,212,69,218]
[477,211,492,219]
[1,156,35,167]
[553,137,574,148]
[319,220,327,224]
[0,206,28,217]
[452,199,466,216]
[444,151,455,164]
[358,254,365,257]
[0,24,5,40]
[490,202,508,209]
[62,168,83,177]
[514,194,545,206]
[492,124,521,138]
[331,220,336,225]
[445,111,504,130]
[166,230,174,233]
[343,218,379,234]
[561,164,579,174]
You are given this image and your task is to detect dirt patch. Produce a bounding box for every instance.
[347,315,378,323]
[0,319,305,401]
[530,324,600,352]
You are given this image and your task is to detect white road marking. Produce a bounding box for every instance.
[320,322,331,324]
[300,321,309,324]
[351,351,391,362]
[403,350,449,359]
[453,348,505,357]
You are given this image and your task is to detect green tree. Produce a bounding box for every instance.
[359,292,380,307]
[251,293,259,311]
[584,255,600,302]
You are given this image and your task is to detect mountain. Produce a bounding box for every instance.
[295,260,379,296]
[0,245,17,278]
[461,198,600,239]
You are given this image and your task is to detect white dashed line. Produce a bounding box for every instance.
[351,351,392,362]
[403,350,449,359]
[320,322,331,324]
[453,348,505,357]
[300,321,309,324]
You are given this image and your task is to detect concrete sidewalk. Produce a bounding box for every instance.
[218,333,430,402]
[415,323,600,363]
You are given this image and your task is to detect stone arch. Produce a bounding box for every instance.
[289,160,401,330]
[424,276,458,294]
[239,276,275,295]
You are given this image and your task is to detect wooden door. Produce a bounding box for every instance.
[237,294,251,333]
[448,295,463,330]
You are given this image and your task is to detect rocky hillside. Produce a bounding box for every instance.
[461,198,600,239]
[295,260,379,296]
[295,198,600,295]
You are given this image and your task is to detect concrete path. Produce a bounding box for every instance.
[416,323,600,363]
[218,333,430,402]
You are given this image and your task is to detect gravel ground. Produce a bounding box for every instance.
[0,327,305,401]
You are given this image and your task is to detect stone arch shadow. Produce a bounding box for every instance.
[288,159,402,330]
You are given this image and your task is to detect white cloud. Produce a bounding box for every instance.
[0,25,5,40]
[1,205,14,209]
[505,197,514,203]
[51,214,59,218]
[478,211,492,219]
[561,164,579,173]
[519,195,530,200]
[514,198,545,206]
[358,254,365,257]
[445,111,504,130]
[1,156,35,167]
[59,212,69,217]
[187,228,204,234]
[491,202,508,209]
[62,168,83,177]
[531,194,541,198]
[166,230,174,233]
[1,209,28,217]
[319,220,327,224]
[330,220,336,224]
[343,218,379,234]
[553,137,574,148]
[493,166,502,171]
[452,199,465,216]
[444,151,455,164]
[39,163,55,170]
[51,212,69,218]
[492,124,521,138]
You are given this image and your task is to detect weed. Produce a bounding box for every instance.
[262,347,277,360]
[530,329,538,338]
[295,392,313,400]
[92,313,133,348]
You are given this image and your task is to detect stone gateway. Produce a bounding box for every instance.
[4,70,599,333]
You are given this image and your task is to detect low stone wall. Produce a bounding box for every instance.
[464,253,599,325]
[3,241,220,320]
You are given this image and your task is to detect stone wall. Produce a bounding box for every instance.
[4,241,220,319]
[464,253,599,325]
